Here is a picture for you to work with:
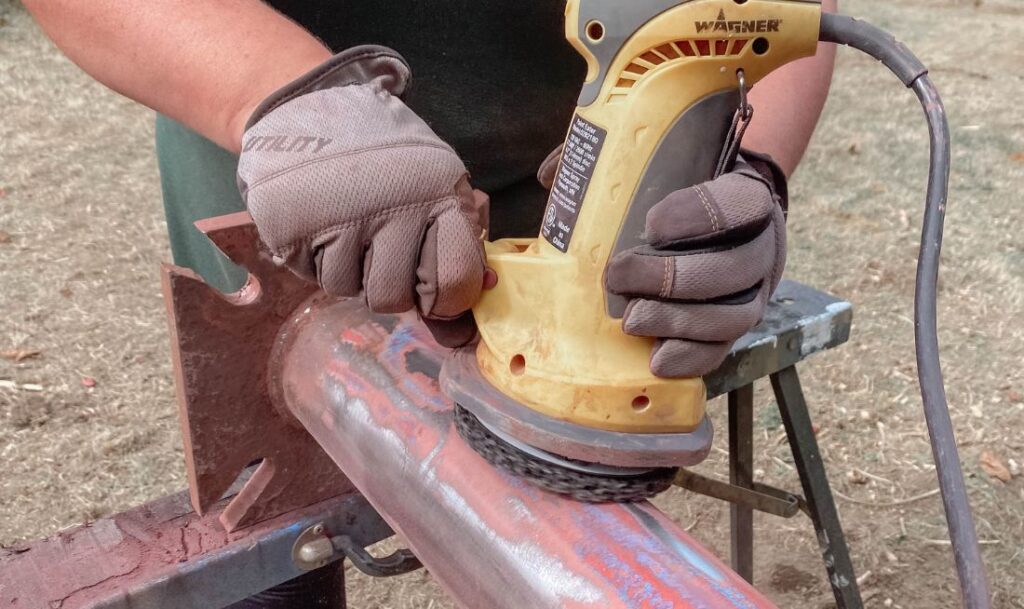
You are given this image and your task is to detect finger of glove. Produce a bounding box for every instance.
[622,285,770,343]
[315,226,366,298]
[466,186,491,240]
[416,206,485,320]
[768,202,787,294]
[650,338,733,378]
[537,145,563,190]
[645,163,776,247]
[362,219,426,313]
[423,312,478,349]
[606,225,775,301]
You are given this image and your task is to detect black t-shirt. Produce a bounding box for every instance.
[268,1,586,237]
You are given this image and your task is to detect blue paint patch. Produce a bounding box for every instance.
[575,506,703,607]
[625,506,760,609]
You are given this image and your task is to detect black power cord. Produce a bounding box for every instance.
[819,13,991,609]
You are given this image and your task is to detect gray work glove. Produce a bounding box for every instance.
[604,151,788,378]
[237,46,488,347]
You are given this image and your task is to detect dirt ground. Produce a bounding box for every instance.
[1,0,1022,607]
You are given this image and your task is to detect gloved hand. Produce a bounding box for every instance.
[603,152,788,378]
[237,46,488,347]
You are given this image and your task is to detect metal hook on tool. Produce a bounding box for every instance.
[736,69,752,121]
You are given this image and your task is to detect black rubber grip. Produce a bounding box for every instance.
[819,13,928,87]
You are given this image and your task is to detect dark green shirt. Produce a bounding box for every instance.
[270,0,585,236]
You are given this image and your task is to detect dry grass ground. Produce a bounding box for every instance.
[2,0,1023,607]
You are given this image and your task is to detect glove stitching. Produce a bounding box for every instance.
[427,205,488,319]
[453,205,488,267]
[661,258,672,299]
[694,185,721,232]
[244,141,459,190]
[269,195,464,258]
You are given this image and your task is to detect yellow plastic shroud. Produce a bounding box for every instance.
[473,0,821,434]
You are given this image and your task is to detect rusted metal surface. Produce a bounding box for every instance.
[275,292,780,609]
[0,489,391,609]
[161,211,350,531]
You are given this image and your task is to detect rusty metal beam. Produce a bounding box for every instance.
[0,489,391,609]
[276,294,781,609]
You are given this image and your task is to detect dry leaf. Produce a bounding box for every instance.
[979,451,1012,483]
[1,349,41,362]
[1011,152,1024,163]
[81,376,97,388]
[1006,389,1023,404]
[0,230,11,244]
[847,469,869,485]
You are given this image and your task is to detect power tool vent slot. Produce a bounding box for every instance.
[610,39,749,102]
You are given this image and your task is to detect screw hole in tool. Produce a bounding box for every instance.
[752,37,770,55]
[510,354,526,376]
[631,396,651,411]
[586,20,605,43]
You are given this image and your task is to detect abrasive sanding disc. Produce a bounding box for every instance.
[454,404,677,503]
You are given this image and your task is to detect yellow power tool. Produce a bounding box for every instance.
[441,0,822,501]
[441,1,994,604]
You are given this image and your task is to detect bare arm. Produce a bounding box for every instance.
[745,0,838,176]
[23,0,836,168]
[21,0,331,153]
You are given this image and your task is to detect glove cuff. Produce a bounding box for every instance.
[737,148,789,216]
[244,45,412,130]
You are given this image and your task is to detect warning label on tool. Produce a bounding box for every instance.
[541,114,607,253]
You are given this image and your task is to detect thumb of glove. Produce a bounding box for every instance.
[417,187,492,348]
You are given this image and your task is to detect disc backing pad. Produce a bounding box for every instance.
[454,404,677,503]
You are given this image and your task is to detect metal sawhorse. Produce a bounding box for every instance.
[682,279,863,608]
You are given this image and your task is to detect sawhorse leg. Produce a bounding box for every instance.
[770,366,862,609]
[729,384,755,583]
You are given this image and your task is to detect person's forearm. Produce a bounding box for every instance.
[744,0,838,176]
[22,0,331,153]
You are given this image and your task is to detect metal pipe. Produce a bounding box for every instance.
[276,295,779,609]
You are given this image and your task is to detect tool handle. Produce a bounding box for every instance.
[602,90,739,317]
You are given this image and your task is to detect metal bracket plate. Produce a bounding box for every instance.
[161,211,352,531]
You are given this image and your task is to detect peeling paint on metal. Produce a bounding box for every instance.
[798,302,851,356]
[746,335,778,349]
[505,496,538,523]
[88,519,125,549]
